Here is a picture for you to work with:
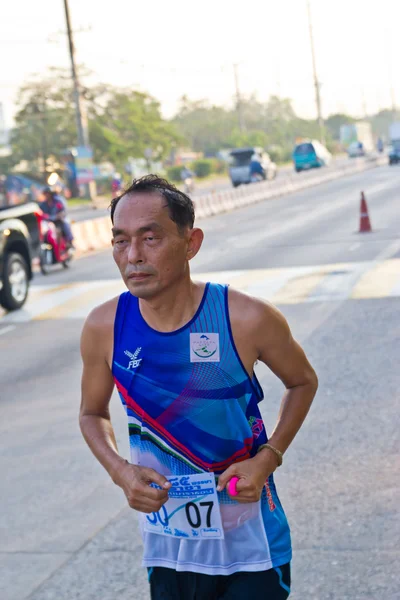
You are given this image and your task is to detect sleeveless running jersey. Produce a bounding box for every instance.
[112,283,291,576]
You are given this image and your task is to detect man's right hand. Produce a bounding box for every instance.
[114,461,172,514]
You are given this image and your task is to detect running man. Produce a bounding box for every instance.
[79,175,318,599]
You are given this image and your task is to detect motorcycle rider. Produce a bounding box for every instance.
[180,165,195,194]
[249,153,265,182]
[40,188,74,247]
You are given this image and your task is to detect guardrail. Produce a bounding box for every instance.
[72,155,387,254]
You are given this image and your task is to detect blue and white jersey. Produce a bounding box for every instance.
[112,283,291,575]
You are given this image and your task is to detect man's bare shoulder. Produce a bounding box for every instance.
[81,296,120,363]
[83,296,120,336]
[227,286,287,331]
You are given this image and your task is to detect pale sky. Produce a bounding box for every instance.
[1,0,399,127]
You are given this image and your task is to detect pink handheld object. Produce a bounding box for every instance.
[227,476,240,497]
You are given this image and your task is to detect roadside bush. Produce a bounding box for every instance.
[166,165,183,182]
[191,159,213,178]
[268,146,293,164]
[209,158,227,174]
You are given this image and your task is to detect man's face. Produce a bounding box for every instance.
[112,191,203,299]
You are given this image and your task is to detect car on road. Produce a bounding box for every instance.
[0,201,41,311]
[387,123,400,165]
[388,141,400,165]
[228,147,277,187]
[347,141,365,158]
[293,140,332,172]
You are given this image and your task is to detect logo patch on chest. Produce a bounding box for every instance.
[190,333,220,362]
[124,347,142,369]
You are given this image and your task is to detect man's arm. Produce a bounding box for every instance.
[79,303,171,513]
[255,300,318,456]
[218,294,318,500]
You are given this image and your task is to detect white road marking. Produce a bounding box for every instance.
[0,325,16,336]
[2,251,400,323]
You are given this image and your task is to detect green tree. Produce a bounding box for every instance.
[369,109,400,140]
[89,87,180,170]
[173,96,237,155]
[10,69,77,173]
[325,113,355,141]
[172,94,327,162]
[9,70,180,176]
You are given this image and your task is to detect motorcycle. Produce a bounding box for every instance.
[36,209,74,274]
[183,177,195,194]
[250,172,263,184]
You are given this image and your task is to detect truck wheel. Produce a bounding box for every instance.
[0,252,29,311]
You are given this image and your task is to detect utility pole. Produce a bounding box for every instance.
[387,36,396,120]
[306,0,325,145]
[361,87,368,119]
[233,63,245,133]
[63,0,93,199]
[63,0,89,148]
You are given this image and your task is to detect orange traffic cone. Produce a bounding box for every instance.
[359,192,372,233]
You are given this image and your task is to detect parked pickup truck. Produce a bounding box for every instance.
[0,202,41,311]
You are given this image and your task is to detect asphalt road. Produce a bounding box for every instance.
[1,164,399,600]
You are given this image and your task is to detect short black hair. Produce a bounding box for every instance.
[110,174,195,232]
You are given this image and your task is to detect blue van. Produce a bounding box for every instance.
[293,140,332,173]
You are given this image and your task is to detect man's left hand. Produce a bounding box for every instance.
[216,450,279,503]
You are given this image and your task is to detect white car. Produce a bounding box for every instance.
[347,141,365,158]
[228,147,277,187]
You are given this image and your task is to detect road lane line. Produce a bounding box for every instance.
[0,325,16,336]
[33,282,122,320]
[0,284,96,323]
[67,281,127,318]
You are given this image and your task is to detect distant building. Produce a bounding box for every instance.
[0,103,11,157]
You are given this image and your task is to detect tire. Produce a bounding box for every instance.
[62,259,71,269]
[40,248,53,275]
[232,182,240,188]
[0,252,29,311]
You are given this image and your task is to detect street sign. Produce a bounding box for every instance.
[75,146,94,185]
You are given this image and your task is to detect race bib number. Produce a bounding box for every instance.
[144,473,224,540]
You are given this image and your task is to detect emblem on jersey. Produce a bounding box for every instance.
[190,333,220,362]
[249,416,264,439]
[124,347,142,369]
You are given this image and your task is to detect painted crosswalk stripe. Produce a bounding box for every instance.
[305,263,366,302]
[351,258,400,299]
[271,270,327,304]
[2,258,400,323]
[34,281,126,320]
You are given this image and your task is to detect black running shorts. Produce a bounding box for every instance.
[148,563,291,599]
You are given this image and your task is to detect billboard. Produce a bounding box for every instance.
[75,146,94,185]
